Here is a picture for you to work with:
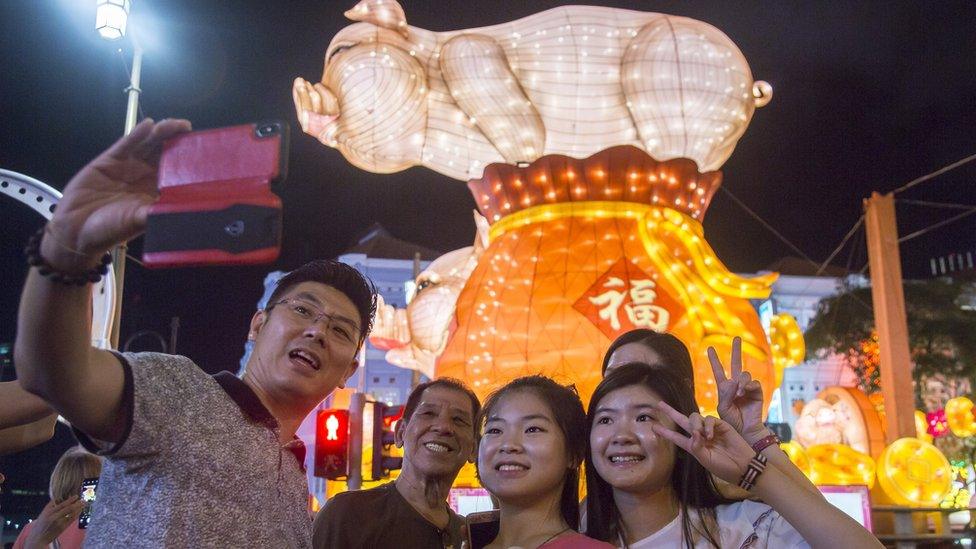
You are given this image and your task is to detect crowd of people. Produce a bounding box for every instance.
[1,119,885,548]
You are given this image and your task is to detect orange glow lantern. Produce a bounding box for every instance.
[794,387,886,458]
[806,444,876,488]
[435,148,777,408]
[876,437,952,506]
[945,396,976,438]
[780,441,812,478]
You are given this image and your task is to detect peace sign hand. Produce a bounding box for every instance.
[709,337,767,444]
[651,401,755,485]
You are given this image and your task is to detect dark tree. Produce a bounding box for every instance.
[804,279,976,401]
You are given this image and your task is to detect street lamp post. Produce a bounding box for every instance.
[96,0,143,348]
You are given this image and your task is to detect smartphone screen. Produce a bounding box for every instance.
[78,477,98,529]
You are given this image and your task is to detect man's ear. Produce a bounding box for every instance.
[467,440,477,464]
[248,309,267,339]
[339,359,358,389]
[394,415,406,448]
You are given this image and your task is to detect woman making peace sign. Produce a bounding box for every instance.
[586,338,881,548]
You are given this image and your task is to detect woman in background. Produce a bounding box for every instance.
[14,446,101,549]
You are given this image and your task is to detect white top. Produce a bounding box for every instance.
[627,500,810,549]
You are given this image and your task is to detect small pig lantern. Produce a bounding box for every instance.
[296,0,782,410]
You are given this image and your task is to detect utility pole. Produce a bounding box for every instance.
[410,252,423,388]
[109,41,144,349]
[347,392,365,490]
[863,192,915,442]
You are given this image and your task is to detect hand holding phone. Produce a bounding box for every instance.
[78,477,99,529]
[38,119,191,275]
[142,121,289,268]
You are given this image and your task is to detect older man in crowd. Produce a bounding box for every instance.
[313,378,480,548]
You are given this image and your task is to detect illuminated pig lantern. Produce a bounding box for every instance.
[295,0,778,407]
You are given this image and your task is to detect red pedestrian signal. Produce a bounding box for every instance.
[371,403,404,480]
[314,409,349,480]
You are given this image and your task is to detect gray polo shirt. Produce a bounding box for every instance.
[75,352,311,548]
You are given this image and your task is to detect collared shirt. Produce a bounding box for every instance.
[211,371,307,470]
[75,352,311,548]
[312,482,464,549]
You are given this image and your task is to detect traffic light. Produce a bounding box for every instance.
[371,402,404,480]
[314,408,349,480]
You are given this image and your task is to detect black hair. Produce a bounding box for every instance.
[266,259,377,346]
[477,375,587,531]
[586,363,737,548]
[402,377,481,438]
[601,329,695,387]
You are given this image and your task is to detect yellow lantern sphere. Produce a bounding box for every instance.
[945,396,976,438]
[779,441,812,477]
[806,444,876,488]
[877,437,952,507]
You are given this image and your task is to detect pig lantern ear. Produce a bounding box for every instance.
[344,0,409,37]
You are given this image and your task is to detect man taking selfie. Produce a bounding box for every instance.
[15,118,377,547]
[312,378,480,548]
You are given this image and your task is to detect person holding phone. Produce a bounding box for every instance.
[14,118,377,547]
[473,376,613,549]
[584,351,883,548]
[13,446,101,549]
[313,378,480,548]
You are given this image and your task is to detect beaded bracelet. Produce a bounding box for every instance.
[751,433,781,455]
[737,452,768,491]
[25,227,112,286]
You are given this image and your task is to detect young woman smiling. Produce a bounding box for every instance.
[475,376,612,549]
[586,359,882,548]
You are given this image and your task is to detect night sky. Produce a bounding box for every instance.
[1,0,975,501]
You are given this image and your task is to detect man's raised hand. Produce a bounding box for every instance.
[40,118,191,273]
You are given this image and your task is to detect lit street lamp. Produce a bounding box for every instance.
[95,0,130,41]
[96,0,143,347]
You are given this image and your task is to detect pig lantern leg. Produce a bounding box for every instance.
[440,34,546,165]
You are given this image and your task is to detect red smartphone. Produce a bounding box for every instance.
[142,121,289,268]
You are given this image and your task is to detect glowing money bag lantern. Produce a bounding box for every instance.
[295,1,776,407]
